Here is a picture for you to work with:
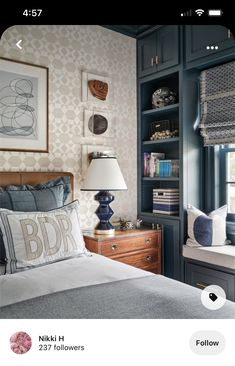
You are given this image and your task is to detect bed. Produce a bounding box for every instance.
[1,171,235,319]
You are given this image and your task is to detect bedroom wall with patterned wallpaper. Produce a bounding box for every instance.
[0,25,137,228]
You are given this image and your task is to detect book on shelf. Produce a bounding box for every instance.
[157,159,179,177]
[143,152,165,177]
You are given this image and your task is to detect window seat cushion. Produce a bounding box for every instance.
[183,244,235,270]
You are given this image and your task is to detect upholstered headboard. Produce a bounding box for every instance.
[0,172,74,200]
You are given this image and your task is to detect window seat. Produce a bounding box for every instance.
[183,245,235,270]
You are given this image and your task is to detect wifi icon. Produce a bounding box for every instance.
[195,9,204,16]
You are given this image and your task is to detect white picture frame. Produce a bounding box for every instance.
[81,144,115,178]
[83,109,114,138]
[82,71,112,105]
[0,57,48,152]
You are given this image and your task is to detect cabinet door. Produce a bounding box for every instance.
[162,220,180,280]
[138,32,157,77]
[157,25,179,72]
[185,261,235,301]
[185,25,234,63]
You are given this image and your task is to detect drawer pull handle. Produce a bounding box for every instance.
[145,238,151,245]
[155,55,159,65]
[111,244,118,251]
[145,255,153,262]
[196,282,208,289]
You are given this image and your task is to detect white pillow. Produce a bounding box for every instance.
[0,200,88,274]
[186,205,227,247]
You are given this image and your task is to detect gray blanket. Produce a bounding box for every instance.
[1,275,235,318]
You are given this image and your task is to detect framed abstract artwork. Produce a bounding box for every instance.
[83,109,114,138]
[0,57,49,152]
[82,71,112,105]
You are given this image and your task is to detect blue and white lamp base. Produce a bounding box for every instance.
[94,191,115,235]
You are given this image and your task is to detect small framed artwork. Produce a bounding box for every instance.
[81,144,115,178]
[0,57,48,152]
[83,109,114,138]
[82,71,112,105]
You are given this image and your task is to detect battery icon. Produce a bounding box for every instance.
[208,9,222,16]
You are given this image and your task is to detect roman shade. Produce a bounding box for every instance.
[200,60,235,146]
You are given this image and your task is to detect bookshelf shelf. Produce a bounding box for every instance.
[142,177,179,181]
[143,137,179,145]
[140,211,180,220]
[142,103,179,116]
[138,70,182,279]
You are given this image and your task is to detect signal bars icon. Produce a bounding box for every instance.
[181,9,192,16]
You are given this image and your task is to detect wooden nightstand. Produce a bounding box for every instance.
[83,228,162,274]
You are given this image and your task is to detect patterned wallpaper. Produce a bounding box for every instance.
[0,25,137,229]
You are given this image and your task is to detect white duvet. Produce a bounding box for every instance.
[0,254,151,307]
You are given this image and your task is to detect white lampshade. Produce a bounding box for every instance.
[81,157,127,191]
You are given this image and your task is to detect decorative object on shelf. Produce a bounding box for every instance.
[119,218,135,230]
[81,144,114,177]
[150,120,179,141]
[83,109,114,137]
[0,57,48,152]
[153,188,179,215]
[81,156,127,235]
[88,80,108,101]
[136,218,143,229]
[152,87,177,109]
[82,71,112,105]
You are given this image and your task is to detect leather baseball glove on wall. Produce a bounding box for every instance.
[88,80,108,100]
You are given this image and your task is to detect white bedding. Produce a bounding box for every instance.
[0,253,151,307]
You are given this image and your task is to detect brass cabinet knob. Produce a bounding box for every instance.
[145,255,153,262]
[155,55,160,64]
[145,238,152,245]
[111,244,118,251]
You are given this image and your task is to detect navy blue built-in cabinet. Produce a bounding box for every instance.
[185,25,235,66]
[137,25,235,281]
[138,25,179,77]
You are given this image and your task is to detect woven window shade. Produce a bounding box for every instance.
[200,61,235,146]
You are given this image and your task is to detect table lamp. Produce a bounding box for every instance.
[81,156,127,235]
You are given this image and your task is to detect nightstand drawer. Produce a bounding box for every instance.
[100,233,160,257]
[83,229,162,275]
[113,248,161,272]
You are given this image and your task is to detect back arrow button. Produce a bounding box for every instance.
[16,40,22,50]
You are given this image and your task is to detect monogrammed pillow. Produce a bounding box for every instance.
[0,200,88,274]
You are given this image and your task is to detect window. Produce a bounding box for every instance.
[220,145,235,213]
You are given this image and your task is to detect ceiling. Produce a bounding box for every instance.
[101,25,153,38]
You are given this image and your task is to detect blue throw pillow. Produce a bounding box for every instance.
[186,205,227,247]
[0,176,71,266]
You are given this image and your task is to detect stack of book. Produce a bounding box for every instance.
[143,152,165,177]
[144,153,179,178]
[156,160,179,177]
[153,188,179,215]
